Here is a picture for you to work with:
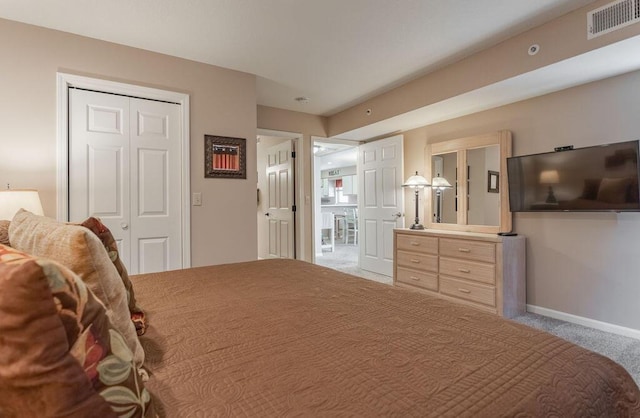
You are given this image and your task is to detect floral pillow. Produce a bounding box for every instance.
[80,217,147,336]
[0,244,154,417]
[8,210,145,369]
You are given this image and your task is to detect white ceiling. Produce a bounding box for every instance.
[316,145,358,171]
[338,34,640,141]
[0,0,597,116]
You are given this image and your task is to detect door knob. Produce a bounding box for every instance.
[393,212,402,218]
[121,222,129,230]
[265,213,270,217]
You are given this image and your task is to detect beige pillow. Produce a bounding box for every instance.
[8,210,145,369]
[79,217,147,336]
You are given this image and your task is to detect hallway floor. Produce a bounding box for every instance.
[315,243,392,285]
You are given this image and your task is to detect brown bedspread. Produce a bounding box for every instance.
[134,259,640,417]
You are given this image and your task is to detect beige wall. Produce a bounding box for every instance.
[257,105,328,261]
[328,0,640,136]
[0,18,258,266]
[403,69,640,330]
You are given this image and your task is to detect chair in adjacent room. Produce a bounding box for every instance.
[344,208,358,245]
[321,212,335,252]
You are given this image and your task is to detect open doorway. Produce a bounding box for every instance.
[312,140,362,272]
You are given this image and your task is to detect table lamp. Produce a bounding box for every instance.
[0,188,44,220]
[431,174,452,223]
[402,171,430,230]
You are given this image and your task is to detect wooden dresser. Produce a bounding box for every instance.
[393,229,525,318]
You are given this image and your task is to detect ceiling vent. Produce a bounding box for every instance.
[588,0,640,39]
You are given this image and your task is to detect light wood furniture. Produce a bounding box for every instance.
[394,228,525,317]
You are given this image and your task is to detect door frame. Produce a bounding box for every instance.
[310,136,362,263]
[257,128,304,260]
[56,72,191,269]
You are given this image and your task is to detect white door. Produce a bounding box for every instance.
[358,135,404,276]
[265,140,295,258]
[69,89,183,274]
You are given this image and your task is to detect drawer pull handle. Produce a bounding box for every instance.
[410,241,420,246]
[410,276,420,281]
[458,268,471,273]
[411,259,421,263]
[458,248,471,253]
[458,288,471,294]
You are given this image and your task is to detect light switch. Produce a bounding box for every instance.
[193,192,202,206]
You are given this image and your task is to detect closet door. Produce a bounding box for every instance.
[69,89,182,274]
[129,97,182,274]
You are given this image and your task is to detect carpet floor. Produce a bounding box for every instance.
[316,243,640,386]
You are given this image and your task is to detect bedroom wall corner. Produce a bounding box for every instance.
[0,17,258,267]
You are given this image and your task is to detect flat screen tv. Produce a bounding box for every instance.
[507,140,640,212]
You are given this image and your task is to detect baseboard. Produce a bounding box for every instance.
[527,304,640,341]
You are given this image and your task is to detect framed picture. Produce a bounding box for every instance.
[204,135,246,179]
[488,170,499,193]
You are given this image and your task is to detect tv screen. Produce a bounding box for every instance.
[507,140,640,212]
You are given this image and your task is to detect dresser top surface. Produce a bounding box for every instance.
[394,228,524,243]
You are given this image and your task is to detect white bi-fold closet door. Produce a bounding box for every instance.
[69,88,182,275]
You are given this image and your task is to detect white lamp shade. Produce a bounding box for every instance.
[402,171,430,188]
[539,170,560,184]
[431,176,452,189]
[0,189,44,220]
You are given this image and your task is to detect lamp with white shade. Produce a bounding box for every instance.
[539,170,559,203]
[431,174,452,223]
[402,171,430,230]
[0,189,44,220]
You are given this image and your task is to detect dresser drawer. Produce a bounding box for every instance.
[440,276,496,307]
[396,234,437,254]
[439,257,495,284]
[439,238,495,263]
[397,251,437,272]
[396,268,438,291]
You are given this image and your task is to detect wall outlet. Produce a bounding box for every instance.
[193,192,202,206]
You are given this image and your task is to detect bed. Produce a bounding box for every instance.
[135,259,640,417]
[1,211,639,417]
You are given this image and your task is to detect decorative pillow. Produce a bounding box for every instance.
[80,217,147,336]
[0,244,154,417]
[8,210,145,369]
[0,246,116,417]
[0,220,9,246]
[597,177,632,204]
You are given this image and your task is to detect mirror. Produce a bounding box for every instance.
[431,153,457,224]
[425,131,512,234]
[467,145,500,226]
